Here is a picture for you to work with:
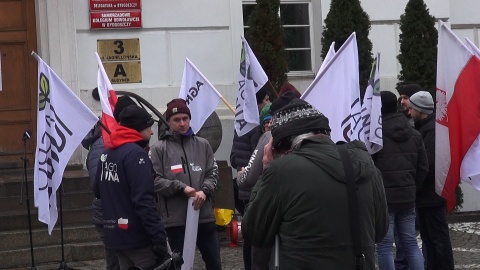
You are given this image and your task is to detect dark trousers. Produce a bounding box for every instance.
[417,205,454,270]
[96,225,120,270]
[166,222,222,270]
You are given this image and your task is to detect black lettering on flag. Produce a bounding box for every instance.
[236,119,248,131]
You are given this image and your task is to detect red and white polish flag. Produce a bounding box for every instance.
[95,52,119,148]
[436,21,480,212]
[171,164,183,174]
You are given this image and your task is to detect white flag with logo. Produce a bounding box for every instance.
[178,58,221,134]
[235,36,269,136]
[33,53,99,234]
[318,42,336,75]
[301,32,362,143]
[361,53,383,154]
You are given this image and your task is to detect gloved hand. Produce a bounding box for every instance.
[153,241,169,261]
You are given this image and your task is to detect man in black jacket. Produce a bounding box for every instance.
[373,91,428,269]
[94,106,168,270]
[409,91,455,269]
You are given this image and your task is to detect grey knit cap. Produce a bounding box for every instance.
[409,91,434,114]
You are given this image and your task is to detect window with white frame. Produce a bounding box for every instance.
[242,1,312,73]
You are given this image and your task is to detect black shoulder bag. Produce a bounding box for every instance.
[337,143,365,270]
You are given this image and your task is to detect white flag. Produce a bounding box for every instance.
[33,53,99,234]
[465,38,480,57]
[301,33,362,143]
[178,58,221,134]
[235,37,269,136]
[318,42,336,75]
[361,53,383,154]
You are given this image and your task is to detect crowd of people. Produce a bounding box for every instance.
[81,82,455,270]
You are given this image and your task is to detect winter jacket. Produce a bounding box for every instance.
[150,129,218,228]
[242,135,389,269]
[414,113,446,207]
[230,127,262,170]
[93,126,167,250]
[236,131,272,201]
[372,113,429,212]
[81,125,105,225]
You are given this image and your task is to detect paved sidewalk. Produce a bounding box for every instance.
[8,222,480,270]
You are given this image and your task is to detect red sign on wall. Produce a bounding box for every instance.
[90,0,141,11]
[90,11,142,29]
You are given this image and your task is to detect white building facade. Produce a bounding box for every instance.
[21,0,480,210]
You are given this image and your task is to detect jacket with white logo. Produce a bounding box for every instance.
[93,126,167,250]
[150,129,218,228]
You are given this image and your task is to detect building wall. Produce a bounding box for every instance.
[35,0,480,210]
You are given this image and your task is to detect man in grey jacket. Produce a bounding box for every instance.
[150,98,221,270]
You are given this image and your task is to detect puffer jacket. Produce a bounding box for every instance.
[81,125,105,225]
[150,129,218,228]
[230,127,262,170]
[242,135,389,270]
[372,113,428,212]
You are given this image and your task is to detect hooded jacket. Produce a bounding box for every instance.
[242,136,388,269]
[150,129,218,228]
[81,124,105,225]
[372,113,428,211]
[414,113,446,207]
[93,126,167,250]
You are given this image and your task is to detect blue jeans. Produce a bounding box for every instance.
[376,208,424,270]
[166,222,222,270]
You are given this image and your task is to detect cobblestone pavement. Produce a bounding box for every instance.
[12,222,480,270]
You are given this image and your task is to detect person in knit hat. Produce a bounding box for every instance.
[259,103,272,132]
[93,105,169,270]
[373,91,428,269]
[242,98,388,269]
[113,95,137,122]
[278,81,302,98]
[150,98,221,270]
[409,91,455,269]
[398,84,423,118]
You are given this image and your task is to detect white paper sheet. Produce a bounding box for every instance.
[181,197,199,270]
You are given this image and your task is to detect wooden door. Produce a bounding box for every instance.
[0,0,37,168]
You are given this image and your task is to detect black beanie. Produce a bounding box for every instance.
[165,98,191,121]
[271,99,330,150]
[114,96,137,122]
[270,91,297,114]
[255,86,268,104]
[380,91,398,115]
[398,84,423,97]
[119,105,154,132]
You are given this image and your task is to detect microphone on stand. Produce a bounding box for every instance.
[22,130,32,141]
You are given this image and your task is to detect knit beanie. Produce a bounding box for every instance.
[165,98,191,121]
[119,105,154,132]
[271,99,330,150]
[256,86,269,104]
[409,91,434,114]
[113,96,137,122]
[398,84,423,97]
[278,82,301,98]
[259,103,272,123]
[380,91,398,115]
[270,91,298,115]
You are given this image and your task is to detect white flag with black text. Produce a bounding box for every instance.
[33,54,98,234]
[178,58,221,134]
[235,37,268,136]
[302,33,362,143]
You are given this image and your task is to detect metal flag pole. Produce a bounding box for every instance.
[19,130,37,270]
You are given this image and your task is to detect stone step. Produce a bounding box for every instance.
[0,241,104,269]
[0,169,91,197]
[0,224,100,252]
[0,207,93,231]
[0,192,94,213]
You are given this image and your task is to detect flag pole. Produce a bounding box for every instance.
[220,96,235,114]
[268,81,278,98]
[97,120,111,134]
